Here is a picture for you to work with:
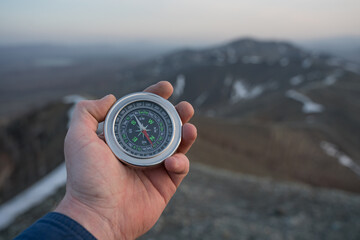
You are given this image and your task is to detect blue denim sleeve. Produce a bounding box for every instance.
[13,212,97,240]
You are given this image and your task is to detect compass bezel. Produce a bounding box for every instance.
[104,92,182,167]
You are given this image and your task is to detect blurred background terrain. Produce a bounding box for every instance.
[0,0,360,239]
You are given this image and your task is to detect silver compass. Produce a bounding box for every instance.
[104,92,182,167]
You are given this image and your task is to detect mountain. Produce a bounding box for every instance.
[113,38,360,191]
[119,38,359,112]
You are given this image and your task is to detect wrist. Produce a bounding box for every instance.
[55,193,120,240]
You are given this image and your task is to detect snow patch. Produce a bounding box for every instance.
[0,164,67,230]
[323,75,337,85]
[231,80,264,103]
[290,75,304,86]
[286,90,324,113]
[323,70,343,86]
[231,81,248,101]
[173,74,186,98]
[320,141,360,176]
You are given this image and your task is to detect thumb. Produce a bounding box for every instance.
[70,94,117,133]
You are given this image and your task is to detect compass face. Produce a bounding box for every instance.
[114,101,173,158]
[104,92,182,167]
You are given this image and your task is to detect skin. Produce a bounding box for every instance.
[55,81,197,240]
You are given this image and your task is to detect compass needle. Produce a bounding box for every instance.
[134,115,144,129]
[142,130,153,146]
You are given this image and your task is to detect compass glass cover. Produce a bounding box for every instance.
[114,100,173,158]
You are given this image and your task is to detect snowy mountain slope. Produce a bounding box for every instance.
[113,38,360,187]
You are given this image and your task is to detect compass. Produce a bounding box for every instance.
[104,92,182,167]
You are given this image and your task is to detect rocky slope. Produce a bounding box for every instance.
[1,163,359,240]
[0,102,69,204]
[141,163,360,240]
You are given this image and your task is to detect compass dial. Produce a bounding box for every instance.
[114,101,173,158]
[104,92,182,167]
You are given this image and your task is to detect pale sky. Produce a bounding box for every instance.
[0,0,359,45]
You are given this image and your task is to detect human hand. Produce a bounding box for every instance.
[55,81,197,240]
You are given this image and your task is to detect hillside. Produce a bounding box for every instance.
[116,38,360,190]
[141,163,360,240]
[0,102,69,204]
[190,116,360,193]
[1,163,359,240]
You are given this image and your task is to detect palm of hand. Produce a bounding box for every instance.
[65,131,175,238]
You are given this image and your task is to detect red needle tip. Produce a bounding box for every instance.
[142,130,153,146]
